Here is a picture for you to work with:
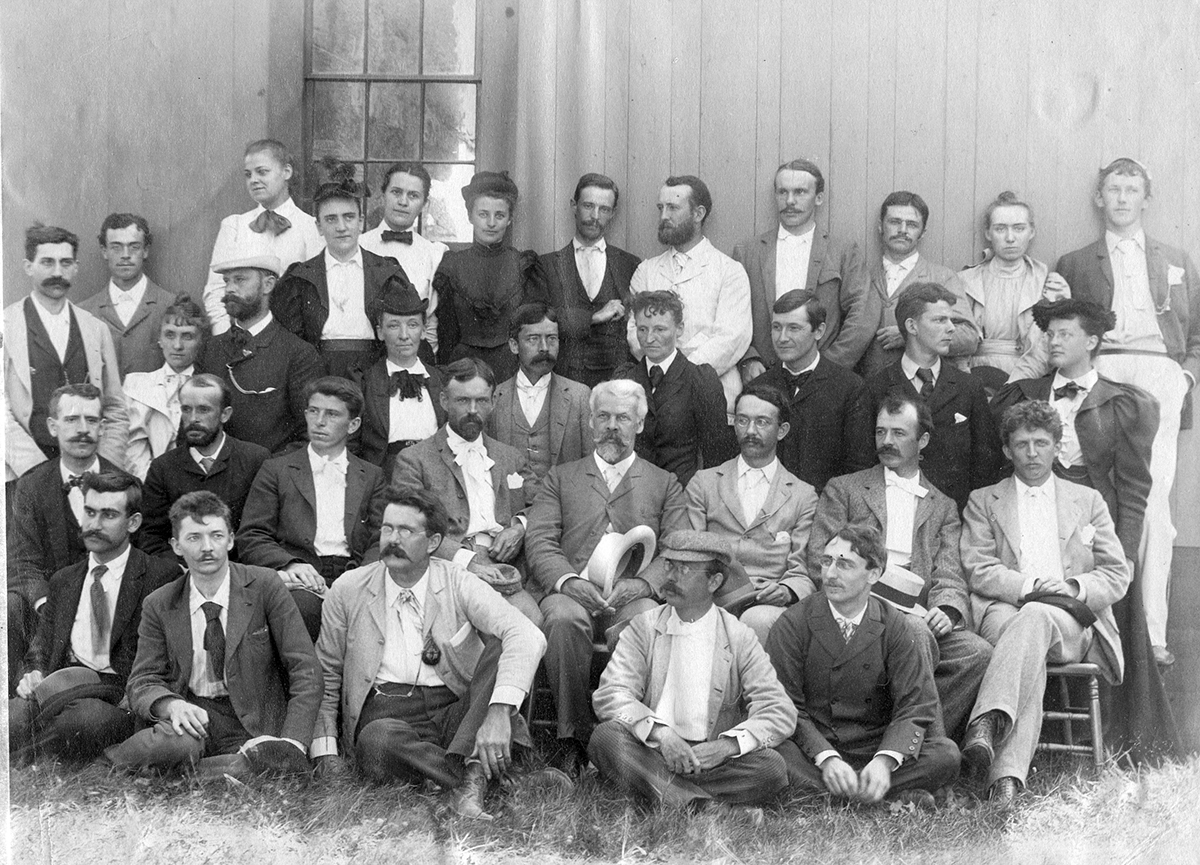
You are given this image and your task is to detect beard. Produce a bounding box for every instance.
[657,219,696,248]
[222,293,264,322]
[185,423,220,448]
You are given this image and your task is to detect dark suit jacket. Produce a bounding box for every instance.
[991,373,1157,559]
[138,435,271,561]
[237,447,386,571]
[1055,236,1200,383]
[24,547,179,682]
[749,357,874,494]
[525,455,688,597]
[126,562,321,744]
[733,227,873,369]
[352,358,447,467]
[766,593,940,763]
[272,247,404,350]
[198,317,326,454]
[533,242,640,385]
[807,465,970,623]
[865,361,1003,511]
[487,372,593,471]
[78,279,178,376]
[614,355,737,487]
[8,456,118,606]
[392,427,535,561]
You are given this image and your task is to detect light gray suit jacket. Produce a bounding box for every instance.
[486,372,593,472]
[78,279,177,375]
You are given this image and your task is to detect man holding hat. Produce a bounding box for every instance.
[767,525,960,806]
[198,250,325,454]
[589,530,795,812]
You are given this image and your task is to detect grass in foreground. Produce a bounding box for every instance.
[8,752,1200,864]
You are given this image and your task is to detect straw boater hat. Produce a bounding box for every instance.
[211,253,283,277]
[581,525,657,596]
[871,564,928,617]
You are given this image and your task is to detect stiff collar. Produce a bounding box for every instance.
[325,247,364,271]
[573,236,607,254]
[1105,228,1146,255]
[737,455,778,483]
[901,353,942,382]
[778,223,816,242]
[190,431,227,466]
[516,369,551,392]
[594,449,637,476]
[188,568,231,615]
[646,349,678,377]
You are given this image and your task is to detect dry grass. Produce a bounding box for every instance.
[7,752,1200,864]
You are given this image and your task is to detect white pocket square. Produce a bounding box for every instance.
[506,472,524,490]
[954,412,967,424]
[1080,525,1096,547]
[1168,264,1185,287]
[775,531,790,544]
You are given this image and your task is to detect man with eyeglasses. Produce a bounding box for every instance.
[198,252,325,454]
[682,381,819,645]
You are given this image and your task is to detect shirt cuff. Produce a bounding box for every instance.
[1069,579,1086,603]
[1020,574,1037,599]
[453,548,477,569]
[718,728,759,757]
[876,750,904,769]
[814,749,840,767]
[554,573,580,593]
[489,685,526,708]
[310,736,338,758]
[34,597,47,611]
[514,515,527,530]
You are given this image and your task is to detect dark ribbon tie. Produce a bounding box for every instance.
[786,370,811,395]
[201,601,226,681]
[62,474,85,494]
[1053,381,1084,400]
[249,209,292,236]
[390,370,427,401]
[382,230,414,245]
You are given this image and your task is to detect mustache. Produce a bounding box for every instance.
[381,543,408,559]
[598,431,627,445]
[42,277,70,288]
[876,445,900,457]
[82,530,106,541]
[531,352,555,365]
[69,434,97,444]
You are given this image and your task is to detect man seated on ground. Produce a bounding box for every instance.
[767,526,960,807]
[525,378,689,775]
[393,358,542,625]
[123,294,208,480]
[960,401,1130,807]
[589,530,795,813]
[311,486,548,820]
[237,376,386,641]
[615,290,736,487]
[10,471,178,763]
[684,382,818,645]
[807,392,992,740]
[487,303,593,480]
[8,384,119,696]
[104,491,321,779]
[138,375,271,562]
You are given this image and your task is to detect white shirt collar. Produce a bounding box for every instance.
[160,362,195,379]
[108,274,148,305]
[1106,228,1146,254]
[1015,475,1056,499]
[664,603,718,634]
[828,599,867,627]
[190,432,227,466]
[672,236,714,260]
[737,455,778,483]
[253,196,298,217]
[307,443,349,471]
[325,247,364,270]
[243,310,274,336]
[517,369,551,391]
[778,223,816,242]
[60,457,101,483]
[446,424,486,453]
[1051,368,1099,392]
[882,252,919,273]
[782,352,821,376]
[89,544,132,577]
[901,353,941,382]
[883,466,928,498]
[646,349,678,376]
[573,236,607,254]
[594,449,637,476]
[188,569,231,615]
[31,294,72,323]
[386,357,428,376]
[385,570,430,608]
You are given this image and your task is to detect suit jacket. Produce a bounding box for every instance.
[1056,236,1200,383]
[991,374,1157,560]
[865,360,1003,511]
[123,366,187,480]
[126,562,322,744]
[807,465,969,623]
[237,446,387,571]
[271,247,405,351]
[24,546,180,683]
[748,357,874,494]
[959,255,1056,381]
[8,456,118,606]
[353,357,447,467]
[525,454,688,597]
[392,427,535,561]
[487,372,593,471]
[4,298,129,480]
[313,558,546,755]
[857,255,980,378]
[138,434,271,560]
[960,476,1131,684]
[685,457,819,599]
[593,604,796,749]
[533,242,640,384]
[766,593,940,763]
[733,227,873,370]
[614,355,737,487]
[78,279,178,375]
[197,317,326,454]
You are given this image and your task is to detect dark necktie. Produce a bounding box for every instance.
[249,209,292,236]
[90,564,110,657]
[915,367,935,398]
[382,229,414,245]
[1053,381,1083,400]
[199,456,216,474]
[201,601,226,681]
[62,474,85,494]
[648,365,664,392]
[390,370,427,400]
[229,326,251,352]
[785,370,811,396]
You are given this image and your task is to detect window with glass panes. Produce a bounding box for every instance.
[306,0,479,243]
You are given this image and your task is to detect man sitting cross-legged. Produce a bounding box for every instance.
[589,530,795,812]
[807,391,992,740]
[767,526,960,807]
[960,401,1131,807]
[311,486,548,820]
[684,381,819,645]
[104,491,320,779]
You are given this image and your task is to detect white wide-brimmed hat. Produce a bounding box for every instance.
[581,526,657,596]
[871,563,928,617]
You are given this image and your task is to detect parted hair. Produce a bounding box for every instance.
[664,175,713,223]
[509,302,559,340]
[999,400,1063,445]
[573,172,620,207]
[983,190,1035,231]
[304,375,365,419]
[772,289,827,328]
[776,158,825,195]
[383,484,449,539]
[831,524,888,573]
[631,290,684,326]
[81,469,143,517]
[169,490,233,537]
[244,138,294,170]
[48,383,102,419]
[25,224,79,260]
[98,213,153,248]
[878,391,934,439]
[895,282,958,341]
[181,373,231,410]
[880,191,929,227]
[1097,157,1152,198]
[380,161,432,199]
[590,378,648,422]
[445,356,497,390]
[734,381,791,427]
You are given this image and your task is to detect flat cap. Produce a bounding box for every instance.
[212,254,283,277]
[658,530,732,565]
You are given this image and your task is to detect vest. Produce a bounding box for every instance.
[510,393,553,479]
[562,253,625,377]
[25,299,88,458]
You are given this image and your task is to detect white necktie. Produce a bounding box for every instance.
[581,246,603,300]
[672,251,688,277]
[885,472,927,499]
[314,454,347,479]
[742,469,769,526]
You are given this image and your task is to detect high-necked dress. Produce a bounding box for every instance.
[434,240,541,382]
[960,253,1060,381]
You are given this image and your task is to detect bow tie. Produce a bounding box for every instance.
[229,326,252,351]
[785,369,811,393]
[313,455,347,477]
[249,209,292,236]
[886,472,928,498]
[389,370,427,400]
[382,229,414,245]
[518,378,549,393]
[62,474,85,493]
[1053,381,1085,400]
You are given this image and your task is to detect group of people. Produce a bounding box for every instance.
[5,142,1192,818]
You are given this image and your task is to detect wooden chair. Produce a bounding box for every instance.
[1036,662,1105,768]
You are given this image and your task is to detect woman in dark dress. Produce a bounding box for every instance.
[434,171,541,382]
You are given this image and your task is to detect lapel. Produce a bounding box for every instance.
[367,361,391,435]
[789,356,829,404]
[759,230,777,295]
[361,249,388,313]
[287,448,318,514]
[608,456,642,506]
[310,257,331,313]
[748,462,794,530]
[60,563,89,645]
[1053,477,1081,560]
[127,369,175,418]
[164,576,195,681]
[547,374,568,462]
[806,230,829,291]
[583,456,612,504]
[990,477,1021,563]
[839,600,886,664]
[435,428,470,499]
[224,564,254,661]
[648,609,674,706]
[483,434,510,519]
[123,283,162,334]
[927,362,961,414]
[89,291,126,332]
[1094,239,1115,291]
[365,567,389,646]
[809,596,849,663]
[705,612,734,736]
[556,245,589,304]
[424,562,447,638]
[912,472,936,534]
[343,456,368,541]
[716,462,748,529]
[653,355,687,407]
[8,301,32,392]
[23,297,58,368]
[109,549,145,644]
[862,465,889,529]
[493,378,518,443]
[1144,239,1171,310]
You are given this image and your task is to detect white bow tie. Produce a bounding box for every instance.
[886,472,927,498]
[313,455,347,476]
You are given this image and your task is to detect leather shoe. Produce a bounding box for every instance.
[962,712,1000,772]
[1153,646,1176,667]
[989,776,1020,809]
[449,761,493,821]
